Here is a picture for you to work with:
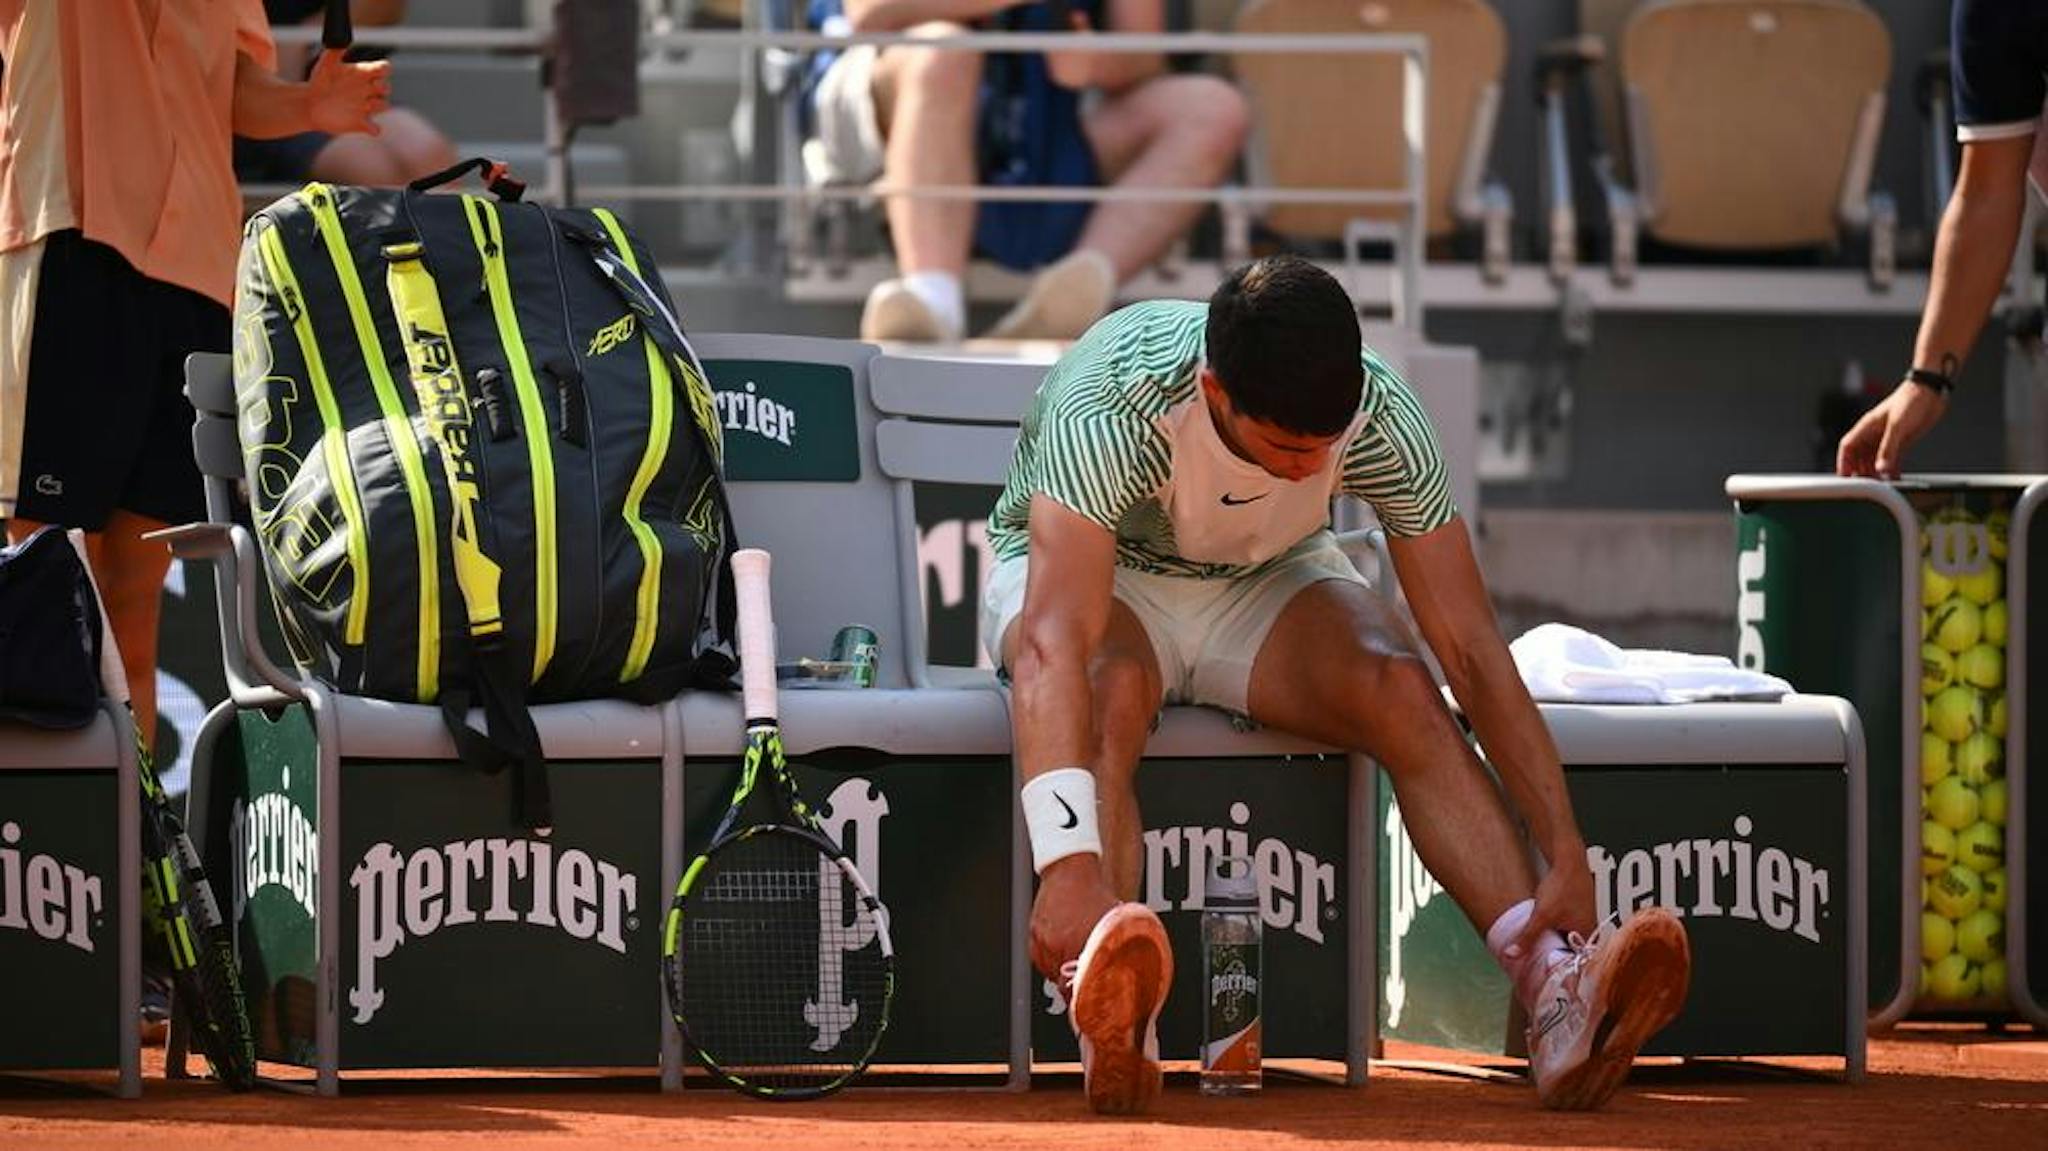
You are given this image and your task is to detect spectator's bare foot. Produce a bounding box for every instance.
[985,250,1116,341]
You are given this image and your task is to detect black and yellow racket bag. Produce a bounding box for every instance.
[230,161,736,831]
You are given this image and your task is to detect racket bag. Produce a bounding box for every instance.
[230,161,737,831]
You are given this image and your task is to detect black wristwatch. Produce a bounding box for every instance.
[1904,367,1954,396]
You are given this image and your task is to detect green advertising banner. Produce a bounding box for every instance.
[681,756,1014,1063]
[0,770,121,1069]
[1736,500,1902,1012]
[704,360,861,482]
[1031,758,1351,1063]
[337,759,665,1069]
[1381,764,1850,1057]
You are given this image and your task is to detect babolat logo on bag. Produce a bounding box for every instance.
[587,313,636,358]
[705,360,860,482]
[0,820,105,953]
[347,838,639,1024]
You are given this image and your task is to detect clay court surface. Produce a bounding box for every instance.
[3,1027,2045,1149]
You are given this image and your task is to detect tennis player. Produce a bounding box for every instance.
[987,256,1692,1113]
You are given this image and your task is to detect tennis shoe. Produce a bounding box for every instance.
[1062,901,1171,1115]
[1526,907,1691,1110]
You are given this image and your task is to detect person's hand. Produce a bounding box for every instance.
[1028,855,1119,982]
[1837,379,1949,479]
[305,50,390,137]
[1508,842,1596,960]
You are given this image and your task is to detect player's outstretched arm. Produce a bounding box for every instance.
[1387,517,1595,946]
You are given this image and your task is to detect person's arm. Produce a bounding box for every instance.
[1837,133,2034,477]
[1387,520,1595,942]
[1047,0,1166,94]
[843,0,1025,33]
[232,46,389,141]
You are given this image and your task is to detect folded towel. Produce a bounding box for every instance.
[1509,623,1793,705]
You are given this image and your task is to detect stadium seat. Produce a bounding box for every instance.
[1230,0,1513,282]
[1544,0,1897,287]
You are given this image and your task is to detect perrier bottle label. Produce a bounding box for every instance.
[1204,942,1262,1071]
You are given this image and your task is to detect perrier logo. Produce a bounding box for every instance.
[1210,951,1258,1025]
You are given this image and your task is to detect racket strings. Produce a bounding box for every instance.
[680,829,891,1092]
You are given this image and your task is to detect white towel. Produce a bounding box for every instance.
[1508,623,1793,705]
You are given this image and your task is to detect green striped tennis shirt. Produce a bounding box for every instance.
[987,300,1456,579]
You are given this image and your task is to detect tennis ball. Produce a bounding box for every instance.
[1988,693,2007,739]
[1920,644,1957,696]
[1923,821,1957,875]
[1927,685,1982,743]
[1957,644,2004,690]
[1920,963,1932,996]
[1921,731,1956,786]
[1957,909,2004,964]
[1922,559,1957,607]
[1929,865,1982,920]
[1956,820,2004,873]
[1982,599,2007,647]
[1954,563,2002,607]
[1928,952,1981,1000]
[1980,778,2007,827]
[1931,597,1982,654]
[1955,732,2004,786]
[1985,511,2010,561]
[1982,957,2007,1001]
[1923,911,1957,962]
[1928,775,1981,831]
[1983,868,2007,914]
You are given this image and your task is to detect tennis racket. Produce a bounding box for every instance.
[661,548,895,1098]
[69,533,256,1089]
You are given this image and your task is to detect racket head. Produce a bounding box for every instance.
[663,823,895,1098]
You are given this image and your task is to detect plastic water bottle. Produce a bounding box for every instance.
[1200,856,1262,1095]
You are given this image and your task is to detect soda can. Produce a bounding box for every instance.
[829,625,879,688]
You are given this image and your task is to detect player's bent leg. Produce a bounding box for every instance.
[1526,907,1692,1110]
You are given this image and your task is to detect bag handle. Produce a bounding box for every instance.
[408,157,528,202]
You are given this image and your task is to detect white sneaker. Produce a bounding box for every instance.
[860,280,959,343]
[1061,902,1171,1115]
[984,250,1117,341]
[1526,907,1691,1110]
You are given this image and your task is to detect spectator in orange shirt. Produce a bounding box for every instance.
[0,0,388,750]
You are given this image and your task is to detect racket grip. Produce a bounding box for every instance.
[730,549,778,723]
[322,0,353,51]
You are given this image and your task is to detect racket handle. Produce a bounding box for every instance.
[730,549,778,723]
[65,530,132,707]
[321,1,353,51]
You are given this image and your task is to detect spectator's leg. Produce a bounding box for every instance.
[862,24,982,341]
[369,107,459,184]
[307,132,408,187]
[1076,74,1250,279]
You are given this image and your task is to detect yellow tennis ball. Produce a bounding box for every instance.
[1920,644,1957,696]
[1930,865,1983,920]
[1921,731,1956,786]
[1928,952,1980,1000]
[1922,559,1957,606]
[1920,962,1932,996]
[1957,909,2004,964]
[1954,563,2002,607]
[1923,821,1956,876]
[1982,867,2007,913]
[1931,597,1983,654]
[1981,778,2007,827]
[1956,821,2004,873]
[1928,775,1981,831]
[1988,693,2007,739]
[1982,600,2007,647]
[1985,511,2010,561]
[1982,957,2007,1001]
[1955,732,2004,786]
[1957,644,2004,690]
[1923,911,1957,962]
[1927,685,1982,743]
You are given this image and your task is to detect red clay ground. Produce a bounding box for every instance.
[4,1025,2045,1149]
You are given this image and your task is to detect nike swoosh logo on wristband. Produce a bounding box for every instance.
[1054,793,1079,830]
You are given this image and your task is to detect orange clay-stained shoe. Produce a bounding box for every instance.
[1062,902,1173,1115]
[1526,907,1692,1110]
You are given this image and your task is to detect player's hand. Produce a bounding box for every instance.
[305,51,390,137]
[1509,843,1596,959]
[1836,379,1948,479]
[1028,855,1119,981]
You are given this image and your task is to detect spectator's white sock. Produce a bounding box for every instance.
[900,271,965,341]
[1485,898,1573,1012]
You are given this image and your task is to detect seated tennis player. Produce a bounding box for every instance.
[985,257,1692,1113]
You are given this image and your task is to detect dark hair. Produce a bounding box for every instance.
[1204,256,1362,437]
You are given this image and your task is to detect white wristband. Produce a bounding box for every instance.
[1021,768,1102,875]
